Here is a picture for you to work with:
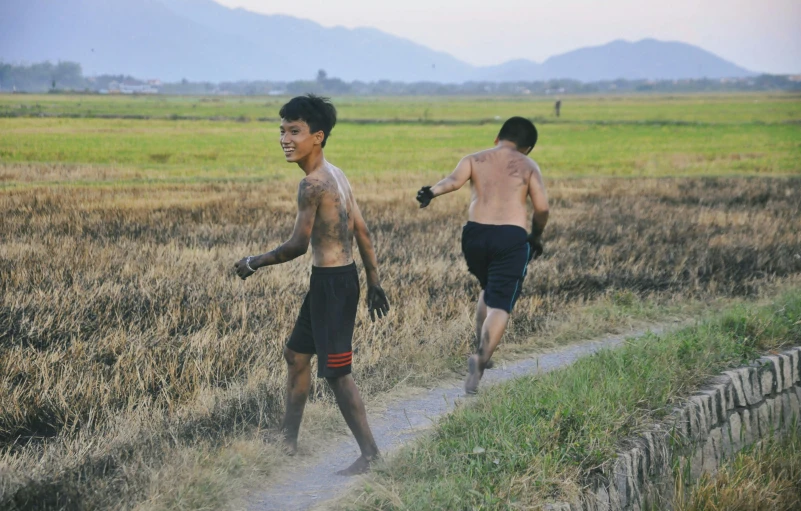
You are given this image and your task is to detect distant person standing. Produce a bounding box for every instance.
[235,95,390,475]
[554,98,562,117]
[415,117,549,394]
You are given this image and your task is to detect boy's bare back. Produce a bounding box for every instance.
[467,146,544,231]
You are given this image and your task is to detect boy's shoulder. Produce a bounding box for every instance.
[469,147,497,163]
[298,174,330,201]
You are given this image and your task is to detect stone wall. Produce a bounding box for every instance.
[548,346,801,511]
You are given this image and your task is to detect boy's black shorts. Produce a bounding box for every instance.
[286,263,360,378]
[461,221,530,313]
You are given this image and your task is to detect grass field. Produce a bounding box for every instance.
[1,117,799,186]
[345,291,801,510]
[1,92,800,510]
[3,93,801,124]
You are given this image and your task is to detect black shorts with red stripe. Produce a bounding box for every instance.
[287,263,359,378]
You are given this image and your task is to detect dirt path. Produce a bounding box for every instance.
[247,324,679,511]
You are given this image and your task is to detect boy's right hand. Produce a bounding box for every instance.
[416,186,434,208]
[234,256,257,280]
[527,235,544,261]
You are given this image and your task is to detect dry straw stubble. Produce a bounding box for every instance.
[1,176,800,509]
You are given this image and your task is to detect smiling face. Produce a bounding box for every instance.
[279,119,324,164]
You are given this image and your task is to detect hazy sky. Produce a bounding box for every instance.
[216,0,800,74]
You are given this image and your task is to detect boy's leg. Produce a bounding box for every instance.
[280,347,313,454]
[474,291,495,369]
[311,264,374,475]
[465,306,509,394]
[326,374,379,475]
[283,291,315,454]
[474,290,487,352]
[463,222,488,356]
[465,225,529,393]
[477,307,510,367]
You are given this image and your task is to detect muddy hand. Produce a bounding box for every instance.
[367,285,390,322]
[527,235,543,262]
[234,256,256,280]
[416,186,434,208]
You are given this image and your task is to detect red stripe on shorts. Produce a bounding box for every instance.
[327,352,353,368]
[328,351,352,359]
[327,361,352,368]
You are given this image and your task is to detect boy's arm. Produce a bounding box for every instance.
[352,198,390,321]
[416,156,472,208]
[527,162,550,260]
[234,178,320,279]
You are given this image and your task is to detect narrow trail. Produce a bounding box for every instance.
[247,323,679,511]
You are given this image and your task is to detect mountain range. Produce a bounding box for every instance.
[0,0,757,83]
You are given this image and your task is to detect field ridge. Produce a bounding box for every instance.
[250,323,681,511]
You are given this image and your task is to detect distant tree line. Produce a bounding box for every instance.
[2,61,800,95]
[0,61,87,92]
[165,73,801,96]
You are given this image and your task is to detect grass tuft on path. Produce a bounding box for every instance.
[350,290,801,510]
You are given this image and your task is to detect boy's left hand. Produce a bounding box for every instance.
[367,285,390,321]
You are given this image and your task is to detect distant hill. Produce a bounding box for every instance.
[158,0,473,82]
[476,39,756,82]
[0,0,757,83]
[0,0,472,82]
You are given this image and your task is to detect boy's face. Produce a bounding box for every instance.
[279,119,323,163]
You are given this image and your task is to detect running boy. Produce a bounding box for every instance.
[416,116,549,394]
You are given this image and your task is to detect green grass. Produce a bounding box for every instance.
[676,431,801,511]
[349,290,801,510]
[2,93,801,124]
[2,93,799,188]
[1,116,798,188]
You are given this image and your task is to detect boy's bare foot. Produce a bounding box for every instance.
[465,355,483,395]
[335,454,377,476]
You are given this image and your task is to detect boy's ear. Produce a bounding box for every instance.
[313,130,325,146]
[494,136,500,145]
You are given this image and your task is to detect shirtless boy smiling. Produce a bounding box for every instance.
[235,95,389,475]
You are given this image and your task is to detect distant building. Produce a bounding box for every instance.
[108,79,159,94]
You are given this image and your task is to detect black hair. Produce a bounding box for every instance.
[497,116,538,152]
[279,94,337,148]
